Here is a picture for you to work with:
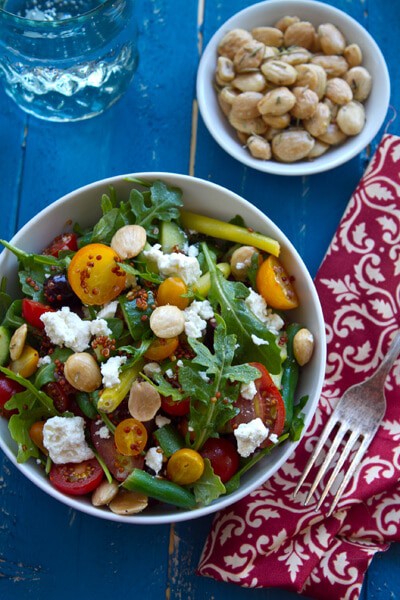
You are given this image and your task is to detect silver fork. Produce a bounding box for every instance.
[293,330,400,516]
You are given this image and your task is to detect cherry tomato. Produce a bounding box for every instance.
[167,448,204,485]
[49,458,103,496]
[43,233,78,257]
[68,243,126,306]
[256,255,299,310]
[90,419,144,481]
[43,382,71,413]
[231,362,286,439]
[22,299,55,330]
[29,421,47,454]
[200,438,239,483]
[0,374,24,419]
[144,337,179,361]
[161,395,190,416]
[114,418,148,456]
[157,277,189,310]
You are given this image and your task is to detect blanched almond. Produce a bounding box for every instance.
[109,490,148,515]
[128,380,161,422]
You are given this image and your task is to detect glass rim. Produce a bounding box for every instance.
[0,0,118,26]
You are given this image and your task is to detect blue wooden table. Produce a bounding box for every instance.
[0,1,399,598]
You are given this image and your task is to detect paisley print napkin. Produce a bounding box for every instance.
[198,134,400,600]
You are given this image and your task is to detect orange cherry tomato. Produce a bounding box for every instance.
[114,418,148,456]
[157,277,189,310]
[144,337,179,361]
[68,243,126,306]
[167,448,204,485]
[29,421,48,455]
[256,255,299,310]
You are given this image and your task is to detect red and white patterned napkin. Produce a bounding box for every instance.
[198,134,400,600]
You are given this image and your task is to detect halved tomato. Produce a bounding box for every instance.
[256,255,299,310]
[49,458,103,496]
[90,419,144,481]
[22,299,55,330]
[161,395,190,416]
[231,362,286,439]
[43,233,78,257]
[200,437,239,482]
[0,374,24,419]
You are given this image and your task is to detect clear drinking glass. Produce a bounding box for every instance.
[0,0,138,121]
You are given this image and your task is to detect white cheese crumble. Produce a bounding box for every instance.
[234,418,269,458]
[269,433,279,445]
[176,359,183,367]
[37,355,52,367]
[187,244,199,257]
[199,371,210,383]
[155,414,171,428]
[240,380,257,400]
[165,368,174,378]
[100,355,127,388]
[43,416,95,464]
[144,447,164,475]
[97,301,118,319]
[246,288,269,322]
[143,362,162,379]
[95,426,111,439]
[183,300,214,338]
[251,333,269,346]
[143,244,201,285]
[40,307,111,352]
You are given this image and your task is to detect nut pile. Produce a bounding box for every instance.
[215,16,372,163]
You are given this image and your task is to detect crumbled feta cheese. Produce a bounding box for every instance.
[90,318,112,337]
[43,416,95,464]
[37,355,52,367]
[143,244,201,285]
[155,414,171,428]
[199,371,210,383]
[269,433,279,445]
[176,359,183,367]
[234,418,269,458]
[145,447,164,475]
[265,310,285,335]
[251,334,269,346]
[97,301,118,319]
[245,288,268,322]
[165,368,174,378]
[95,426,111,439]
[40,307,112,352]
[183,300,214,338]
[187,244,199,258]
[143,362,162,379]
[100,356,127,388]
[240,380,257,400]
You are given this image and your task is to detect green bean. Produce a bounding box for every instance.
[122,469,197,509]
[281,323,303,430]
[154,424,185,458]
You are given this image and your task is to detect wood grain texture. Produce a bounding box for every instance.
[0,0,399,599]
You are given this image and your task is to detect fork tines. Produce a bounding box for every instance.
[293,416,373,517]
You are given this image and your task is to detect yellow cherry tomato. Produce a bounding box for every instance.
[167,448,205,485]
[68,243,126,306]
[256,255,299,310]
[144,337,179,361]
[114,418,148,456]
[29,421,48,455]
[157,277,189,310]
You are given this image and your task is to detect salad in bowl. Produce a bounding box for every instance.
[0,174,325,523]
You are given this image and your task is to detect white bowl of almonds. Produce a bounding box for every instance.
[197,0,390,175]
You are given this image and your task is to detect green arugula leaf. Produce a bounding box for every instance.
[119,262,163,285]
[1,366,58,416]
[247,250,261,291]
[118,338,154,368]
[192,458,226,505]
[2,300,24,329]
[119,291,155,341]
[179,318,260,451]
[0,278,12,323]
[7,390,50,463]
[33,347,74,390]
[141,371,185,402]
[289,395,309,441]
[202,243,282,374]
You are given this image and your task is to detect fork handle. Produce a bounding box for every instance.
[371,330,400,385]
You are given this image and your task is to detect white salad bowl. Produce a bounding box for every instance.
[0,173,326,524]
[196,0,390,176]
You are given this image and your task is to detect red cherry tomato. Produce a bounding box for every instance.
[49,458,103,496]
[43,382,71,413]
[231,362,286,439]
[200,437,240,482]
[43,233,78,257]
[161,395,190,416]
[22,299,55,330]
[89,419,144,481]
[0,374,24,419]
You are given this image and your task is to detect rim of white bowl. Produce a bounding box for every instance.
[0,172,326,524]
[196,0,391,176]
